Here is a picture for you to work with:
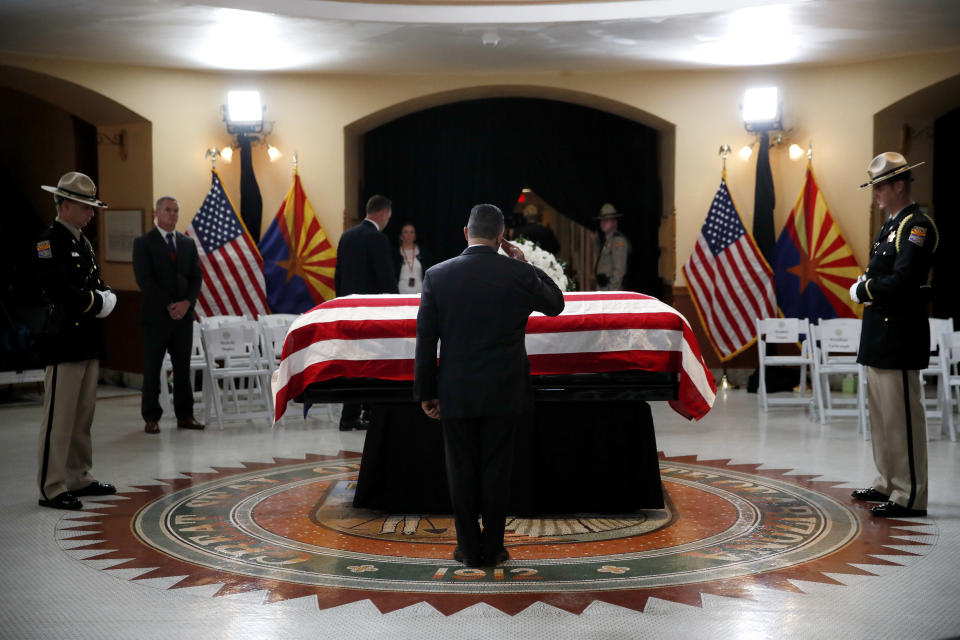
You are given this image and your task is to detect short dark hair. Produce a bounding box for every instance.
[366,194,392,216]
[467,204,504,240]
[887,170,913,191]
[155,196,178,210]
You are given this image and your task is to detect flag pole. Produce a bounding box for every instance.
[716,144,737,391]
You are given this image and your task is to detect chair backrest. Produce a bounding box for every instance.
[201,321,262,367]
[757,317,808,343]
[257,314,298,366]
[190,321,204,358]
[815,318,861,362]
[201,315,247,330]
[942,331,960,365]
[929,317,954,356]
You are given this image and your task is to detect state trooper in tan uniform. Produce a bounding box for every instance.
[849,152,936,518]
[594,203,631,291]
[35,172,117,510]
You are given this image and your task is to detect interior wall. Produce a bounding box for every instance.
[0,87,77,220]
[1,51,958,294]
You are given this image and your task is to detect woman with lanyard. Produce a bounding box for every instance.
[393,223,432,294]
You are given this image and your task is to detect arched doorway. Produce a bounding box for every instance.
[873,72,960,323]
[0,65,152,377]
[344,87,676,296]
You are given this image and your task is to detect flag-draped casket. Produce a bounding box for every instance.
[272,291,716,422]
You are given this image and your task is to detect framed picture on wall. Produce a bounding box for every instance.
[102,209,142,262]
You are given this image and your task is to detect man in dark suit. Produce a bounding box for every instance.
[35,171,117,510]
[334,194,399,430]
[132,196,205,434]
[414,204,565,568]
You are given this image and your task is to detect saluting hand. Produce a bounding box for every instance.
[500,238,526,262]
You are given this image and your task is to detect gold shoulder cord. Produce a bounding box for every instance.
[894,213,939,254]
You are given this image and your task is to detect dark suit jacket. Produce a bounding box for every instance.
[413,244,565,419]
[334,219,399,296]
[856,203,938,370]
[132,228,203,324]
[34,221,108,364]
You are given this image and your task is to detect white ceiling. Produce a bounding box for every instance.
[0,0,959,74]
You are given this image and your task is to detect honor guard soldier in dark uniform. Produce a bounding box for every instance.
[35,172,117,510]
[849,152,936,518]
[594,203,631,290]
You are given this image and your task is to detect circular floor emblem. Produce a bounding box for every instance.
[60,452,933,614]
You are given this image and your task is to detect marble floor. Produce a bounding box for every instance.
[1,384,959,640]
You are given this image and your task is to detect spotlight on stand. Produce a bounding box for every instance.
[741,87,782,133]
[224,90,264,135]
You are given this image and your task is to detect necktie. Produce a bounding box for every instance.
[166,233,177,257]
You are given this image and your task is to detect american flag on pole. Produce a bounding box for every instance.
[682,175,777,360]
[187,170,269,319]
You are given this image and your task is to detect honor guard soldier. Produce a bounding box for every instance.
[35,172,117,510]
[849,152,937,518]
[594,203,631,290]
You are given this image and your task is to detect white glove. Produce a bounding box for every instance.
[848,275,864,304]
[96,290,117,318]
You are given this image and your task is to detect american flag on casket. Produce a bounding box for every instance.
[272,291,717,422]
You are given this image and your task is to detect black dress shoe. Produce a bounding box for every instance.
[72,481,117,497]
[453,547,482,568]
[851,488,889,502]
[338,418,370,431]
[39,492,82,510]
[177,416,205,430]
[870,501,927,518]
[144,421,160,434]
[484,547,510,567]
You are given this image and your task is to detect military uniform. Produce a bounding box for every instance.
[35,219,109,503]
[855,202,938,513]
[595,230,631,291]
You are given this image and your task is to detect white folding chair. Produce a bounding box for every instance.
[257,314,299,424]
[921,317,954,438]
[756,317,818,415]
[938,330,960,442]
[159,322,209,418]
[811,318,868,437]
[257,314,299,371]
[201,319,274,429]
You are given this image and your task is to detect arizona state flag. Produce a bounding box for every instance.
[772,165,862,320]
[259,170,337,313]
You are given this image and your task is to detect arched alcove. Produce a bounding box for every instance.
[0,64,154,376]
[873,72,960,322]
[344,86,677,289]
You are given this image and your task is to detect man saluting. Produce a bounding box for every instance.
[414,204,565,568]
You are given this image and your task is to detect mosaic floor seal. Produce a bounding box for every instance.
[59,452,932,614]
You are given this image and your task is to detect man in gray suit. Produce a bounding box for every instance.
[414,204,565,568]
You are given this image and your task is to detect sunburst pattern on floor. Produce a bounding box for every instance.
[57,451,933,615]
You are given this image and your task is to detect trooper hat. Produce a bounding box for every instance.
[41,171,108,208]
[595,203,623,220]
[858,152,924,190]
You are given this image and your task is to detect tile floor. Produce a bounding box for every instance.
[1,385,959,639]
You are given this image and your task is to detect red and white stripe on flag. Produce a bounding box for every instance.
[186,170,268,319]
[682,177,777,360]
[272,291,717,423]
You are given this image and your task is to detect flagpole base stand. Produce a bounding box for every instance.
[719,374,738,390]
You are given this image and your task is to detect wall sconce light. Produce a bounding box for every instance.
[97,129,128,161]
[220,145,233,163]
[741,87,782,132]
[738,144,754,162]
[266,144,282,162]
[788,143,804,161]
